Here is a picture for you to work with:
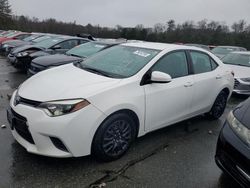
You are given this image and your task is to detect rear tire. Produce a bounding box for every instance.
[92,113,136,161]
[207,91,228,119]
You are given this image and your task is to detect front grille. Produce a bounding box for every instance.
[234,79,240,89]
[8,53,14,57]
[10,108,35,144]
[50,137,69,152]
[18,97,41,107]
[14,93,41,107]
[30,63,45,73]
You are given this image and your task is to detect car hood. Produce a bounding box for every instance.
[234,97,250,128]
[18,64,121,102]
[32,54,82,67]
[12,44,42,54]
[226,64,250,79]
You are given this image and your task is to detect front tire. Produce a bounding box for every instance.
[207,91,228,119]
[92,113,136,161]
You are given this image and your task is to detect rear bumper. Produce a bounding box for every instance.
[215,122,250,187]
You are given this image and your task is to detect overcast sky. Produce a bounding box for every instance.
[8,0,250,27]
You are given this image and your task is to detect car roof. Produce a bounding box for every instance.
[215,46,243,49]
[121,42,206,51]
[91,40,123,46]
[54,35,89,40]
[231,51,250,55]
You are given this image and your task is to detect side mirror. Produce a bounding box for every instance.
[150,71,172,83]
[52,45,61,50]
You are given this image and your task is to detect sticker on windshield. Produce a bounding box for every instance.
[133,50,151,57]
[95,45,105,48]
[52,39,59,42]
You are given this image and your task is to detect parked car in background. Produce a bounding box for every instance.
[7,42,233,161]
[215,97,250,187]
[0,32,31,46]
[222,52,250,95]
[7,35,59,64]
[0,30,18,37]
[28,40,121,76]
[185,43,210,51]
[1,33,45,55]
[212,46,247,59]
[9,35,90,70]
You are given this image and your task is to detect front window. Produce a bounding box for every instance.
[67,42,108,58]
[55,40,79,50]
[78,45,160,78]
[222,53,250,67]
[151,51,189,78]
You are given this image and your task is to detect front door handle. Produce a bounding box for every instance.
[184,82,193,87]
[216,75,222,79]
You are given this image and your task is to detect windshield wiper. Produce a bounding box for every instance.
[68,53,84,58]
[80,65,114,77]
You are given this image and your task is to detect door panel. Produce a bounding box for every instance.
[144,51,194,131]
[188,51,222,114]
[144,76,194,131]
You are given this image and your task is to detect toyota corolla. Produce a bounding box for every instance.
[7,42,234,161]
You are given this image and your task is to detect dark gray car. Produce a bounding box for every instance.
[1,33,46,55]
[9,35,91,70]
[28,40,121,76]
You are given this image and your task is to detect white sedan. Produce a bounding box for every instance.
[222,51,250,95]
[7,42,234,161]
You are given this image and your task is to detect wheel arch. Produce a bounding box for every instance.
[91,108,140,152]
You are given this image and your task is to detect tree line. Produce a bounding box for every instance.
[1,0,250,49]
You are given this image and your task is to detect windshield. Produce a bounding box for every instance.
[35,37,64,49]
[222,53,250,67]
[32,35,52,43]
[5,32,19,38]
[67,42,108,58]
[78,45,160,78]
[23,34,42,42]
[212,47,238,55]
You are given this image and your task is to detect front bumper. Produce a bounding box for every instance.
[28,62,47,77]
[7,53,17,64]
[7,91,107,158]
[215,122,250,187]
[234,78,250,95]
[14,56,32,70]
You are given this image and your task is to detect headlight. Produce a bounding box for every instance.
[227,110,250,146]
[240,77,250,82]
[38,99,90,117]
[16,52,29,57]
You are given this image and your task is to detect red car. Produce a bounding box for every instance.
[0,32,31,45]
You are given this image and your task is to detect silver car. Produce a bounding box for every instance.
[222,51,250,95]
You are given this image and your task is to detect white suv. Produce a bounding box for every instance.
[7,42,234,161]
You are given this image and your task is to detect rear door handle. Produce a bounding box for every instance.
[184,82,193,87]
